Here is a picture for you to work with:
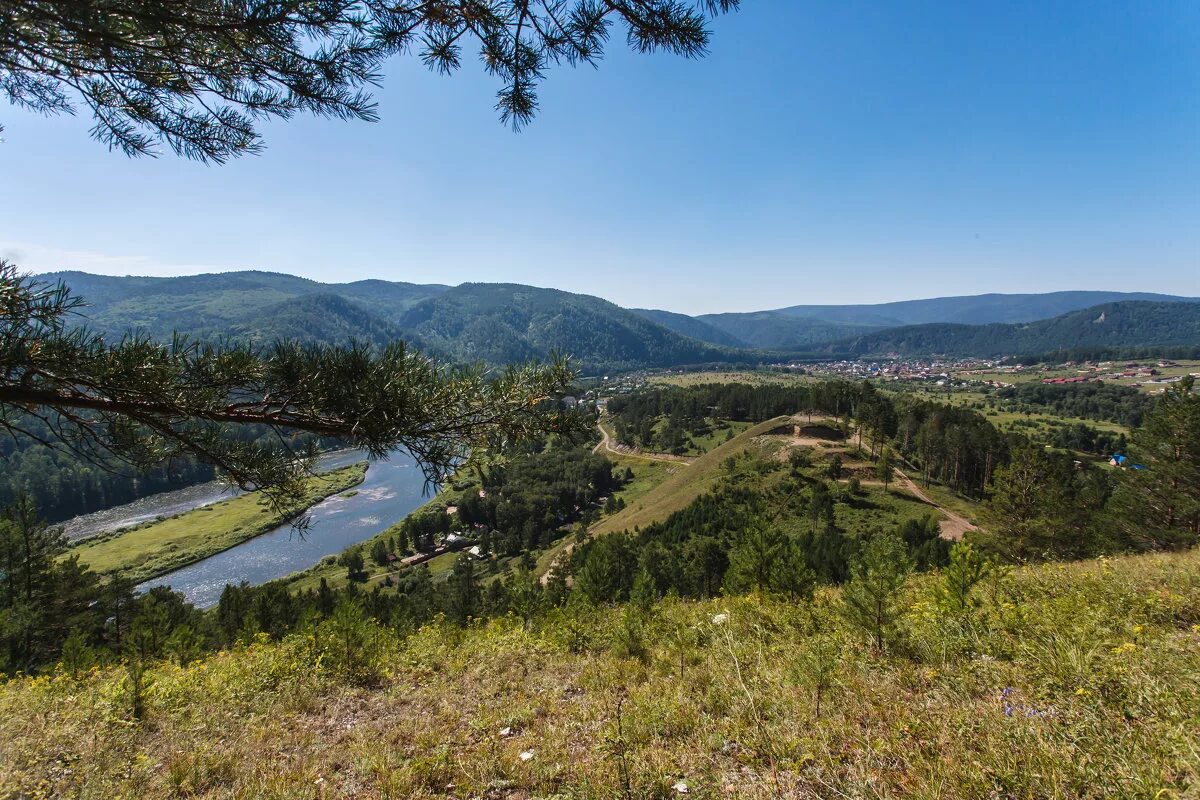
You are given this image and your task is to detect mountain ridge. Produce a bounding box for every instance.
[32,270,1200,366]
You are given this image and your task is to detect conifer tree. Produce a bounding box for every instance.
[1,266,582,519]
[3,1,741,160]
[444,554,481,625]
[1110,377,1200,548]
[840,533,912,653]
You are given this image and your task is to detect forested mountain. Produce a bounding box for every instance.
[34,271,1200,364]
[629,308,746,347]
[634,306,882,349]
[394,284,736,372]
[826,300,1200,357]
[696,311,879,348]
[39,270,448,340]
[772,290,1198,327]
[637,290,1198,350]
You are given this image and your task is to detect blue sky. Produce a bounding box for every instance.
[2,1,1197,314]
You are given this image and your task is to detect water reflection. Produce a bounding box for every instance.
[137,450,433,607]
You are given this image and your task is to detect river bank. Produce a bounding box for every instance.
[71,463,368,586]
[139,451,435,606]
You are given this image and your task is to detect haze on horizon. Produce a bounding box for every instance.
[2,1,1197,315]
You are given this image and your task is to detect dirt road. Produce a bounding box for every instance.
[593,419,695,464]
[893,469,978,541]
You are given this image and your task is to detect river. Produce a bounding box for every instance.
[84,450,433,608]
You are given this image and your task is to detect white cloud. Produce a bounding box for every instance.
[0,240,235,277]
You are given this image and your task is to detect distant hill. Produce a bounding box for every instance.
[827,301,1200,357]
[34,271,1200,366]
[772,290,1197,327]
[221,293,410,349]
[639,291,1198,350]
[629,308,747,347]
[40,272,747,372]
[395,284,737,372]
[39,270,448,340]
[697,311,880,349]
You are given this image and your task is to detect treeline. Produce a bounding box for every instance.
[996,382,1154,427]
[607,381,873,453]
[7,379,1198,680]
[393,444,619,557]
[565,450,949,606]
[0,414,214,522]
[0,413,346,523]
[0,499,210,675]
[1014,345,1200,364]
[610,382,1008,498]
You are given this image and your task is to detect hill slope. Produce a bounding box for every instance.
[396,284,740,372]
[590,416,788,536]
[629,308,747,347]
[36,271,1200,365]
[4,548,1197,797]
[827,300,1200,357]
[39,270,449,340]
[697,311,880,349]
[773,290,1199,327]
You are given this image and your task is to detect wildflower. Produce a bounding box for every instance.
[1111,642,1137,654]
[1132,625,1144,635]
[673,780,690,793]
[1074,687,1090,697]
[711,613,729,625]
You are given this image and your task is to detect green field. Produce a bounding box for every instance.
[71,463,367,584]
[956,361,1200,394]
[648,369,813,387]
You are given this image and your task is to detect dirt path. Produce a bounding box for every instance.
[593,418,695,464]
[893,469,978,541]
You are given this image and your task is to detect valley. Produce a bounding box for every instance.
[5,276,1200,800]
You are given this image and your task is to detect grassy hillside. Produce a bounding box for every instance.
[590,416,789,537]
[4,547,1198,797]
[71,463,367,584]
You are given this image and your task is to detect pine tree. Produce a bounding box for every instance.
[725,521,815,600]
[0,266,581,517]
[876,449,895,492]
[444,554,481,626]
[630,569,657,613]
[840,533,913,653]
[2,2,741,160]
[933,542,992,616]
[507,568,545,630]
[1110,377,1200,548]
